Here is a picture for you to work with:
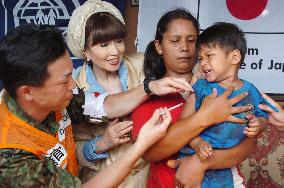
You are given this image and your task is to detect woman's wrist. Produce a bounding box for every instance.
[83,136,109,161]
[96,137,110,153]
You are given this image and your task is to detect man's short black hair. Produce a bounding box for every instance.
[0,24,67,98]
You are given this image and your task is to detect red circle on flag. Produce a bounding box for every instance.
[226,0,268,20]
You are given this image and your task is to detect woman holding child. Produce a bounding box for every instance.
[131,8,261,188]
[179,22,271,188]
[66,0,261,187]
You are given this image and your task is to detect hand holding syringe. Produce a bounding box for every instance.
[159,103,184,116]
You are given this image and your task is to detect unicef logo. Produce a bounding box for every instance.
[1,0,82,37]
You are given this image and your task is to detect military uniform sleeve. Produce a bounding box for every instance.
[0,148,82,188]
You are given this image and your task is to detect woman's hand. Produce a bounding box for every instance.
[174,155,206,188]
[96,119,133,153]
[149,77,194,95]
[258,93,284,127]
[197,86,251,126]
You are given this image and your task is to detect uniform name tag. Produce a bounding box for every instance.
[58,109,71,142]
[45,143,67,168]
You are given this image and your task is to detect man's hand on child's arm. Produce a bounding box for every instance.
[190,137,212,161]
[244,115,268,137]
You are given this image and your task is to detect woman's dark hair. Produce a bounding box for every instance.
[84,12,126,48]
[144,8,200,79]
[0,24,66,98]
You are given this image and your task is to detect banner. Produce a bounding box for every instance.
[0,0,126,68]
[0,1,85,48]
[138,0,284,94]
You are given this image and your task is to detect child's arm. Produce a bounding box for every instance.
[167,137,212,168]
[174,137,257,188]
[244,115,268,137]
[180,93,196,119]
[190,137,213,161]
[182,93,212,160]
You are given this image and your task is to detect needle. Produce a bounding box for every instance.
[160,103,184,115]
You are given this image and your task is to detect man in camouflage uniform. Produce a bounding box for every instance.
[0,24,81,187]
[0,23,181,188]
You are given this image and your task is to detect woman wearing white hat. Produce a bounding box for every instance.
[66,0,193,187]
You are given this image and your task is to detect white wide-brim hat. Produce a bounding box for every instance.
[67,0,125,59]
